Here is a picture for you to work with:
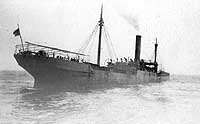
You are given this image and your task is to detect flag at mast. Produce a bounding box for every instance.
[13,28,20,36]
[13,24,24,51]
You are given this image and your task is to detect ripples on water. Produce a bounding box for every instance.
[0,71,200,124]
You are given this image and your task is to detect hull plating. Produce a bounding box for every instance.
[14,54,162,88]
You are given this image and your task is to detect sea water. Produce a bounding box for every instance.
[0,71,200,124]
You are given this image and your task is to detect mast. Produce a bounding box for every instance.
[154,38,158,63]
[154,38,158,72]
[97,4,104,66]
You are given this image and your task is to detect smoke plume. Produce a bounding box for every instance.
[120,14,140,31]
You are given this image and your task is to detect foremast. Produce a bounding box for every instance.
[97,5,104,66]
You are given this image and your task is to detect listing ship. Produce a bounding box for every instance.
[14,6,169,88]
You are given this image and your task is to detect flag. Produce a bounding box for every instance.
[13,28,20,36]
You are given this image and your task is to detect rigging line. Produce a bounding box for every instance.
[78,24,99,53]
[104,28,114,58]
[80,24,99,53]
[104,25,117,58]
[103,27,113,59]
[79,24,98,51]
[104,29,115,59]
[103,26,113,58]
[87,25,98,55]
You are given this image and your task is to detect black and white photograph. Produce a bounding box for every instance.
[0,0,200,123]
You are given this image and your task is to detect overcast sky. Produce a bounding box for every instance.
[0,0,200,75]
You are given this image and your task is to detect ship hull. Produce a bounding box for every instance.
[14,54,168,89]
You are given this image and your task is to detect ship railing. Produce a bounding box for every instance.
[15,42,90,62]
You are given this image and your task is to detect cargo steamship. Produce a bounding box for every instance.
[14,6,169,88]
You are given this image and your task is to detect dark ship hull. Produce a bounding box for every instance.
[14,51,169,88]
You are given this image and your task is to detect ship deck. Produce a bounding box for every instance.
[15,41,90,63]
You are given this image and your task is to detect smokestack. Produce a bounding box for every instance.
[134,35,141,62]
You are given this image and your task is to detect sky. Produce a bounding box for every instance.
[0,0,200,75]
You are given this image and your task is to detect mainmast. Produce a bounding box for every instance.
[97,5,104,66]
[154,38,158,72]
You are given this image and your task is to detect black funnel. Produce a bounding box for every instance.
[134,35,141,62]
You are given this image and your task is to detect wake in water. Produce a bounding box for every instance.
[0,71,200,124]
